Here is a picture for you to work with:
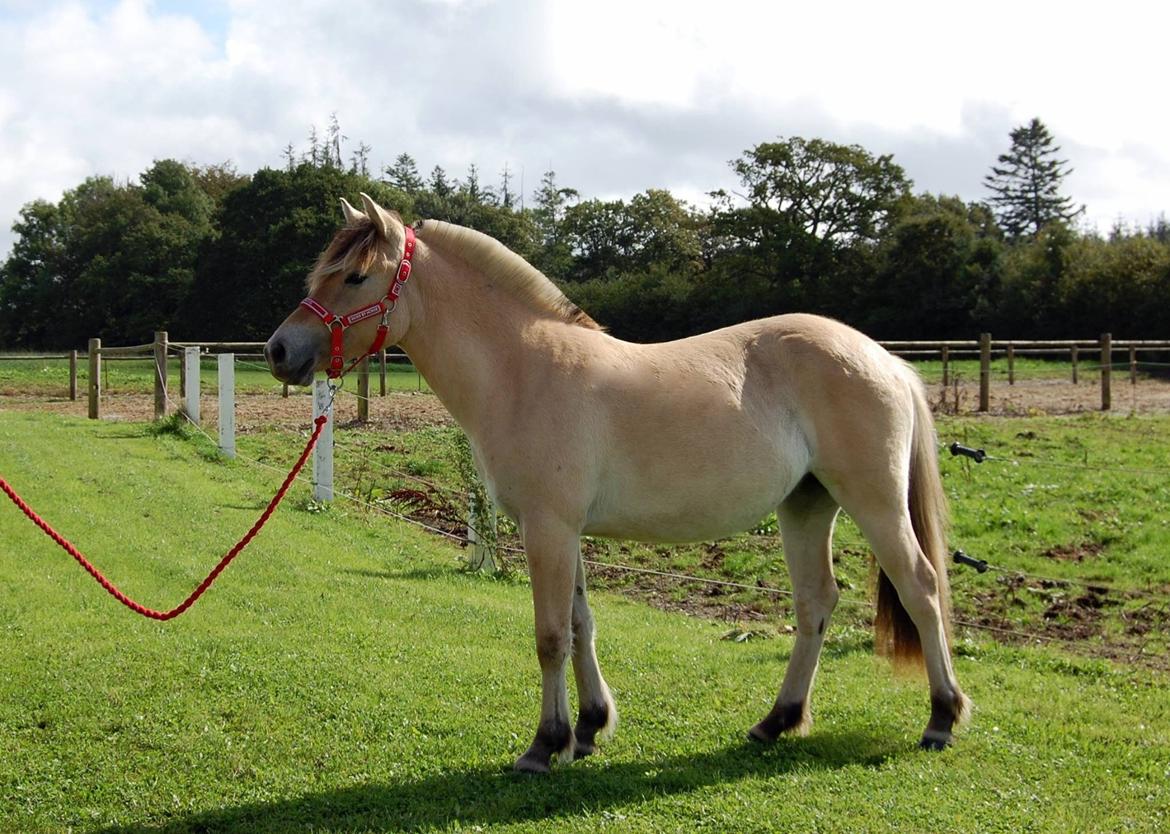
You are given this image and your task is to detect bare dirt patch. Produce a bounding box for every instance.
[0,389,454,433]
[932,374,1170,415]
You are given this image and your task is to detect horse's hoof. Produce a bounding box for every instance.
[748,701,808,743]
[918,731,952,751]
[573,741,597,759]
[747,722,777,743]
[513,753,552,774]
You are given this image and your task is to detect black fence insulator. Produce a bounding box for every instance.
[953,550,989,573]
[949,442,986,463]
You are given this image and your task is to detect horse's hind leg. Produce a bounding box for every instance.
[833,486,969,749]
[749,475,840,742]
[570,552,617,758]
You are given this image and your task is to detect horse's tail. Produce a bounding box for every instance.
[874,368,952,667]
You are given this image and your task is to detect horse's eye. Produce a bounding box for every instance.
[344,273,367,285]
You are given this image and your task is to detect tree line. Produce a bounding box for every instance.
[2,119,1167,349]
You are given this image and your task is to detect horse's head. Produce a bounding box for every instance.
[265,193,415,385]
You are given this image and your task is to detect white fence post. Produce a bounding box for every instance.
[217,353,236,458]
[183,346,201,424]
[467,491,498,573]
[312,378,334,502]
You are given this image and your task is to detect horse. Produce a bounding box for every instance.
[264,193,971,773]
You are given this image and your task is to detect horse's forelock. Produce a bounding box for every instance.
[307,221,383,292]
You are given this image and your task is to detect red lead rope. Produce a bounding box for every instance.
[0,414,329,621]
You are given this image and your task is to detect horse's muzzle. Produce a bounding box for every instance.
[264,334,316,386]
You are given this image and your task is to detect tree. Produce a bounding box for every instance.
[0,200,67,346]
[705,136,911,322]
[384,153,425,195]
[561,190,702,282]
[720,137,910,245]
[861,194,1003,337]
[181,164,409,339]
[984,118,1082,240]
[499,163,515,209]
[530,169,578,279]
[349,142,372,177]
[326,113,345,169]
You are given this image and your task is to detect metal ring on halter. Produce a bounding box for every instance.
[382,300,397,321]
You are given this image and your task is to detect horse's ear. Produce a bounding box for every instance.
[359,192,403,242]
[340,197,366,225]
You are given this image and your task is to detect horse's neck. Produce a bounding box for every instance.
[397,255,549,433]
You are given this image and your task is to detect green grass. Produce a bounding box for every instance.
[2,411,1169,832]
[0,355,428,397]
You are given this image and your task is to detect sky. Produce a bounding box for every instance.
[1,0,1167,257]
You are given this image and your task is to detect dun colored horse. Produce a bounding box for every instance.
[265,194,970,772]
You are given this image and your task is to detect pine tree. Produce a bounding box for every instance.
[984,118,1082,239]
[306,125,321,167]
[349,142,371,177]
[499,163,514,209]
[384,153,424,194]
[429,165,453,198]
[326,113,346,169]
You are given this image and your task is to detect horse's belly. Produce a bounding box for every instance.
[583,445,806,544]
[582,496,782,543]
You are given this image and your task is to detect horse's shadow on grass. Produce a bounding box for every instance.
[97,730,901,834]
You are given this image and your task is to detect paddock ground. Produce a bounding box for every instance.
[4,371,1170,429]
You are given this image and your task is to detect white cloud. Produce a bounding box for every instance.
[1,0,1168,258]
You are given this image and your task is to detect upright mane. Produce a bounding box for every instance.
[418,220,603,330]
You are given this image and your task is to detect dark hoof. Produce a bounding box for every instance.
[918,732,952,751]
[514,718,573,773]
[573,702,611,756]
[513,752,552,773]
[748,701,808,743]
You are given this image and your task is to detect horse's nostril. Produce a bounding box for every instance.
[268,339,287,367]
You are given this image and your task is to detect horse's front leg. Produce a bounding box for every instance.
[514,519,579,773]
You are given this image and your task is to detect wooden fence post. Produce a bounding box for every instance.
[68,350,78,401]
[1071,346,1079,384]
[312,379,334,502]
[357,356,370,423]
[87,338,101,419]
[182,346,200,424]
[941,345,949,387]
[379,349,387,396]
[979,333,991,413]
[218,353,236,458]
[1007,343,1015,385]
[1100,333,1112,411]
[153,330,168,420]
[1130,346,1137,385]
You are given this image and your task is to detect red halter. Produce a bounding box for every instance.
[299,226,416,379]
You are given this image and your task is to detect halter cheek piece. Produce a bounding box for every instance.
[299,226,416,379]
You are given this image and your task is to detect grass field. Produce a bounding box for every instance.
[1,409,1169,832]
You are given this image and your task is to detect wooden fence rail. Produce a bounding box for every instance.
[6,332,1170,417]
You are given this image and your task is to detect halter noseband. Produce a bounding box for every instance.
[299,225,416,379]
